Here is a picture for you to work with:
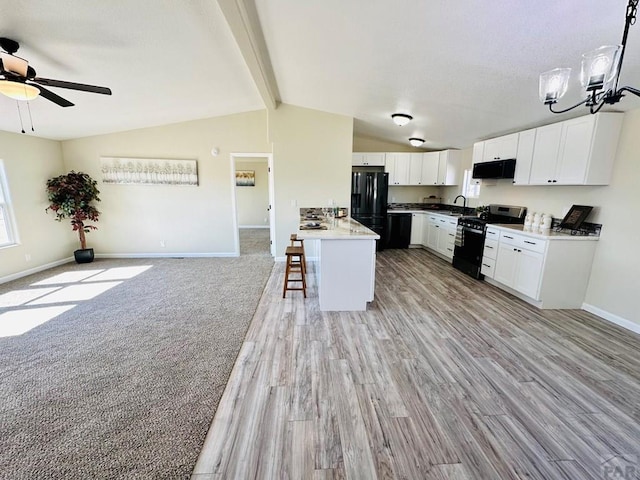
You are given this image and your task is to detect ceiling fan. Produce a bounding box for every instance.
[0,37,111,107]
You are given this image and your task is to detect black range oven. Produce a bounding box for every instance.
[452,204,526,280]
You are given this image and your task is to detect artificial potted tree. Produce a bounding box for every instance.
[46,171,101,264]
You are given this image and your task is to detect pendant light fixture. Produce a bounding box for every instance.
[409,137,425,147]
[539,0,640,114]
[391,113,413,126]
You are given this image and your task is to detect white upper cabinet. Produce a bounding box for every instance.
[513,128,536,185]
[482,133,519,162]
[421,152,440,185]
[527,112,622,186]
[408,153,424,185]
[352,152,386,166]
[382,151,459,186]
[472,141,485,164]
[385,153,410,185]
[529,123,563,184]
[437,150,461,186]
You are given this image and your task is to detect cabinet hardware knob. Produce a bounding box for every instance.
[552,180,557,183]
[548,179,552,183]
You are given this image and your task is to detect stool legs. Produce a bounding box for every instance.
[283,246,307,298]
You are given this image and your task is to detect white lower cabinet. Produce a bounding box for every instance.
[410,213,424,245]
[493,241,544,300]
[423,213,456,261]
[484,226,598,309]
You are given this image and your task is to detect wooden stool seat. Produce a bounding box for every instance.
[283,245,307,298]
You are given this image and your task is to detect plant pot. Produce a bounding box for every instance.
[74,248,94,264]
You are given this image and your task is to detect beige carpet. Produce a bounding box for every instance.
[0,231,273,479]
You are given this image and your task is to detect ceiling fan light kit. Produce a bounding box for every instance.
[0,79,39,100]
[0,37,112,109]
[539,0,640,114]
[409,137,425,147]
[391,113,412,126]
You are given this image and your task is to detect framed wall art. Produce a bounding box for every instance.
[235,170,255,187]
[100,157,198,186]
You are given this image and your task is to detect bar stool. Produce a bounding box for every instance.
[290,234,306,276]
[282,246,307,298]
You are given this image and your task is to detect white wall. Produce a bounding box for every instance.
[0,131,70,280]
[61,110,270,256]
[235,159,269,227]
[269,104,353,257]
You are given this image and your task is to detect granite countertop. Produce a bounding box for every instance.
[490,224,600,241]
[297,217,379,240]
[387,203,475,216]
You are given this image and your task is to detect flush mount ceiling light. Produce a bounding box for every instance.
[0,80,40,100]
[391,113,413,126]
[409,137,425,147]
[539,0,640,114]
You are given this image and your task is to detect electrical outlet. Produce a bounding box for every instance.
[291,199,297,207]
[25,253,31,262]
[160,240,165,248]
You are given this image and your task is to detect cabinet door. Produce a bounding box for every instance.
[514,249,544,299]
[438,150,461,186]
[421,215,430,247]
[352,153,365,166]
[513,129,535,185]
[386,153,410,185]
[472,141,485,164]
[410,213,424,244]
[529,123,563,184]
[408,153,424,185]
[556,116,595,184]
[420,152,439,185]
[427,221,439,250]
[363,153,386,166]
[483,133,518,161]
[494,243,518,286]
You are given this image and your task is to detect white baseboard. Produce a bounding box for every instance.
[582,303,640,335]
[96,252,240,259]
[0,257,74,285]
[239,225,269,229]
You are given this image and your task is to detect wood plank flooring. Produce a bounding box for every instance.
[192,248,640,480]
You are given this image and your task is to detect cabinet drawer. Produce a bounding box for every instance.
[499,231,547,254]
[483,239,498,260]
[499,231,520,247]
[481,257,495,278]
[485,227,500,241]
[518,236,546,254]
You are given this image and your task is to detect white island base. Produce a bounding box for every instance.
[298,218,378,311]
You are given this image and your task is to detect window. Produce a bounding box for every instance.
[461,168,480,199]
[0,161,18,247]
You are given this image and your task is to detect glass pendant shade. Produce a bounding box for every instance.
[539,68,571,104]
[0,80,40,101]
[409,137,424,147]
[580,45,622,91]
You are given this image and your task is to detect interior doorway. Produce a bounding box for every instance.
[230,153,275,257]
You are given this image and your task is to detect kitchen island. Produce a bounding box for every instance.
[297,216,379,311]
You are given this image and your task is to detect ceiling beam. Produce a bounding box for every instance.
[217,0,281,110]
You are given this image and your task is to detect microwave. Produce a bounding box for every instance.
[472,158,516,179]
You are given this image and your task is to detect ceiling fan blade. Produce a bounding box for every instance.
[33,77,111,95]
[35,84,74,107]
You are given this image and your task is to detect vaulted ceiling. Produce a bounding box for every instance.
[2,0,640,148]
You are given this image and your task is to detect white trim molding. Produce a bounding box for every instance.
[0,257,74,285]
[238,225,269,229]
[582,303,640,335]
[96,252,239,259]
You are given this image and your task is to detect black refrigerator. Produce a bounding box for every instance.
[351,172,388,250]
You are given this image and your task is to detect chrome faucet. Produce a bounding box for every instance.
[453,194,467,214]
